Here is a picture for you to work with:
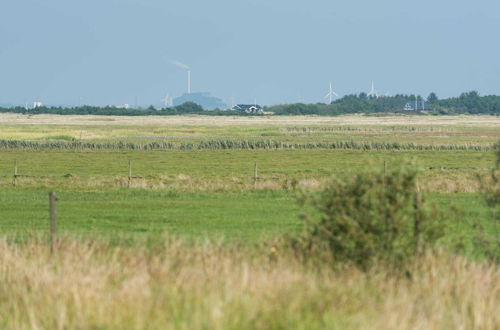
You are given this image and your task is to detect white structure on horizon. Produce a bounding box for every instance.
[161,94,173,107]
[324,81,339,104]
[367,81,378,98]
[33,101,44,108]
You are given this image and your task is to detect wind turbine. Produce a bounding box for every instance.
[324,81,339,104]
[367,80,378,98]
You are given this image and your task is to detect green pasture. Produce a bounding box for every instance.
[0,189,300,242]
[0,187,496,257]
[0,115,497,255]
[0,149,493,185]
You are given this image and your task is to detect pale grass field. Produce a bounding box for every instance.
[0,238,498,330]
[0,114,499,145]
[1,113,499,127]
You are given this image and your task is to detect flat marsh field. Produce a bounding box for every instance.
[0,113,498,329]
[0,113,498,243]
[1,113,499,145]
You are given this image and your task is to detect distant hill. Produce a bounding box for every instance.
[173,92,227,110]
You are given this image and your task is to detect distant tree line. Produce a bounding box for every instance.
[268,91,500,115]
[0,102,251,116]
[1,91,499,116]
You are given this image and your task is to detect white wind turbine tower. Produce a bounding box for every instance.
[324,81,339,104]
[367,80,378,98]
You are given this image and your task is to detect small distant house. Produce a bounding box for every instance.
[404,101,432,112]
[231,104,264,114]
[404,103,415,111]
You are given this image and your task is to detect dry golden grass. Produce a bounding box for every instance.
[1,113,499,127]
[0,170,489,193]
[0,238,498,329]
[1,113,498,146]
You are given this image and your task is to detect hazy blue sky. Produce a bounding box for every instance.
[1,0,499,107]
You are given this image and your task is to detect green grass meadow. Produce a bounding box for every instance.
[0,188,300,242]
[0,149,493,182]
[1,187,497,260]
[0,114,497,251]
[0,116,497,248]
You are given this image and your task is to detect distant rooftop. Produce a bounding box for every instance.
[231,104,264,113]
[404,101,432,112]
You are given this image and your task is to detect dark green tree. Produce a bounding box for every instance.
[427,92,438,104]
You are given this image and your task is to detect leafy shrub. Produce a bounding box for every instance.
[477,141,500,262]
[483,141,500,210]
[292,162,444,270]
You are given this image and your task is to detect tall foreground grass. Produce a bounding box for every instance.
[0,238,498,329]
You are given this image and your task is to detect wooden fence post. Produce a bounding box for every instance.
[12,160,18,187]
[382,159,388,249]
[128,160,132,188]
[414,179,422,253]
[49,192,57,252]
[253,162,258,188]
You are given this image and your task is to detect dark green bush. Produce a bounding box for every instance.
[483,141,500,210]
[293,162,444,270]
[477,141,500,262]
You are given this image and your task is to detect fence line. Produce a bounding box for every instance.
[0,159,489,189]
